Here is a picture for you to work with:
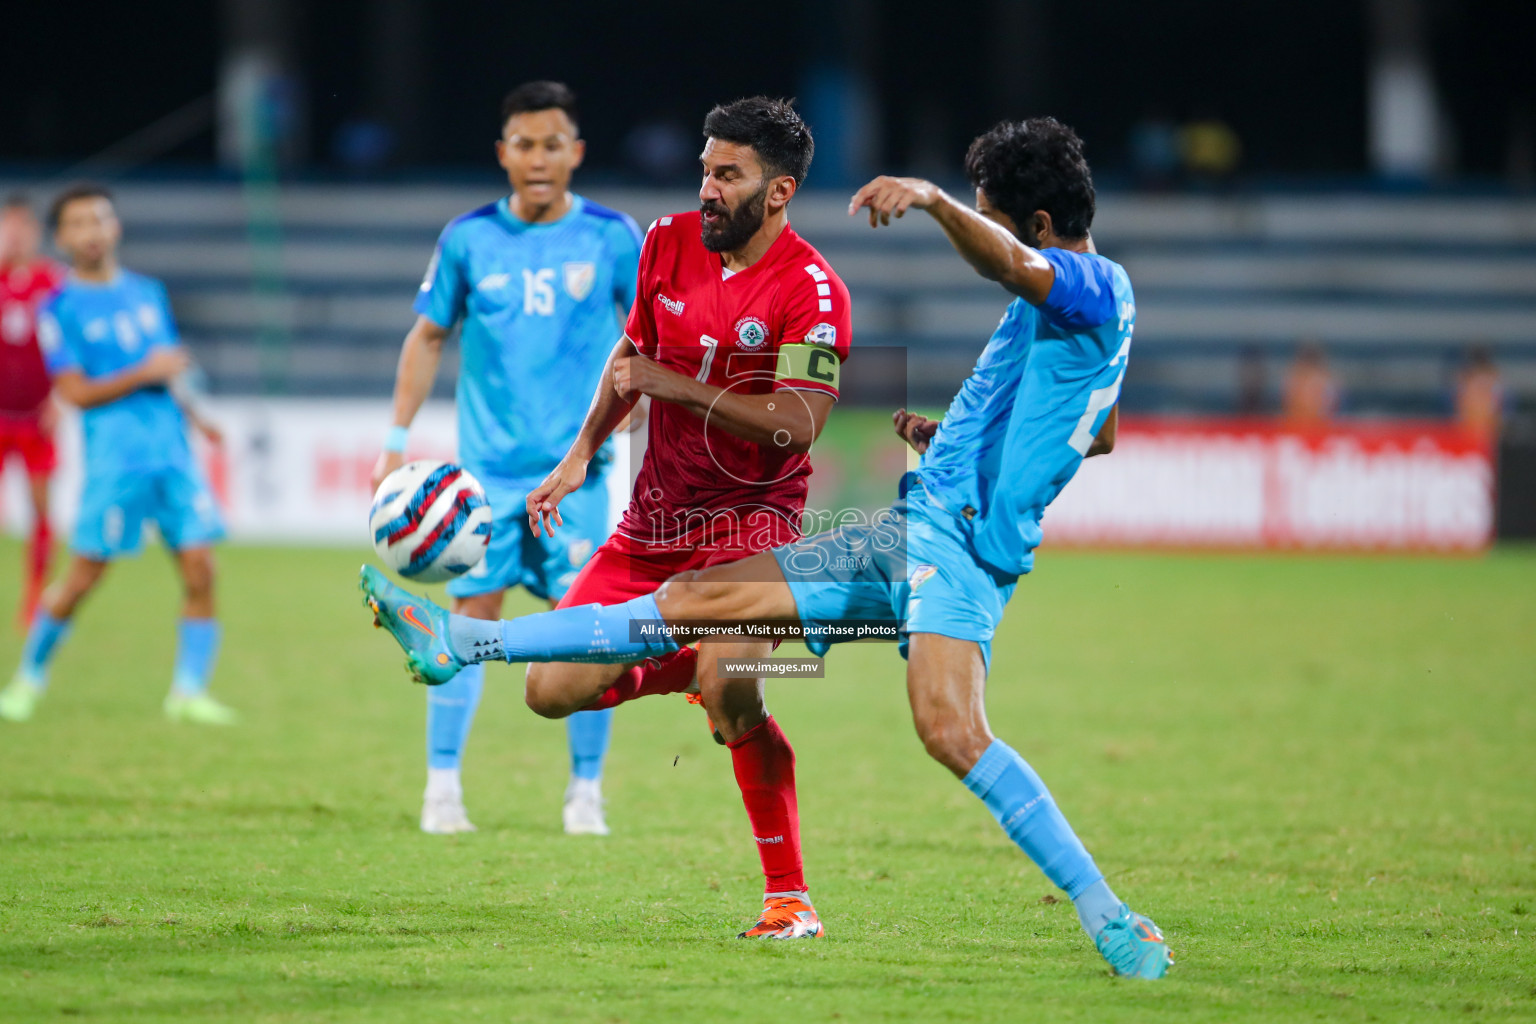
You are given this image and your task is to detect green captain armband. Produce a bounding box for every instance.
[775,343,841,392]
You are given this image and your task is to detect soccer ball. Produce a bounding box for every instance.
[369,460,492,583]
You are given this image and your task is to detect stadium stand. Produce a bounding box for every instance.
[5,181,1533,414]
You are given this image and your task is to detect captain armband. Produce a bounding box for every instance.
[775,343,840,391]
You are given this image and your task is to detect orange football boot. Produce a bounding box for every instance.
[738,894,823,939]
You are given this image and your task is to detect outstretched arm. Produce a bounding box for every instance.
[848,176,1056,304]
[568,334,644,463]
[527,334,641,535]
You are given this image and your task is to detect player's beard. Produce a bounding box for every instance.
[699,182,768,254]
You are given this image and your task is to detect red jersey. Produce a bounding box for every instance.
[618,211,852,546]
[0,259,66,417]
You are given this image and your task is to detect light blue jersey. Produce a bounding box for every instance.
[915,247,1133,575]
[38,271,193,480]
[412,193,640,788]
[37,270,222,558]
[414,194,642,489]
[774,246,1132,662]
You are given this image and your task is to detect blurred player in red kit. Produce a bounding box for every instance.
[0,195,66,628]
[522,97,851,939]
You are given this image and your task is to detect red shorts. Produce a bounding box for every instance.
[558,516,802,609]
[0,416,56,478]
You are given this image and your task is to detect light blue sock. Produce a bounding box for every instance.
[963,740,1109,928]
[19,612,71,687]
[172,619,221,696]
[448,593,679,665]
[566,707,613,781]
[426,662,484,771]
[1071,878,1125,938]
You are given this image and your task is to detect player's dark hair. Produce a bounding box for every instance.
[702,97,814,185]
[500,81,579,135]
[965,117,1095,241]
[47,183,113,230]
[3,192,32,212]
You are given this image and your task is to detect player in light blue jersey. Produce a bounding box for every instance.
[370,82,642,836]
[1,185,233,726]
[361,118,1171,975]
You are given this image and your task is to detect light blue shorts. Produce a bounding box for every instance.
[771,496,1017,667]
[72,464,225,560]
[447,471,611,603]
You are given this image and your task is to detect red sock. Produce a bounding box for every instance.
[729,716,806,894]
[22,522,51,625]
[582,645,699,711]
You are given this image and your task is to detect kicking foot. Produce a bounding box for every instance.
[739,893,823,939]
[0,672,44,722]
[163,692,240,725]
[562,777,609,836]
[358,565,462,686]
[420,792,477,834]
[1095,905,1173,979]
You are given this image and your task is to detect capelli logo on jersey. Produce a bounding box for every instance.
[658,294,685,316]
[477,272,512,292]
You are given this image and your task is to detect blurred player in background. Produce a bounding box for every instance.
[371,82,642,836]
[0,185,232,724]
[519,96,851,939]
[362,117,1173,978]
[1453,345,1505,443]
[1282,340,1338,429]
[0,195,65,629]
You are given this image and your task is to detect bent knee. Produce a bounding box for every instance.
[181,559,216,595]
[655,571,741,618]
[522,666,567,719]
[914,717,990,777]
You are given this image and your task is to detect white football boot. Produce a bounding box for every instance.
[420,771,476,834]
[562,776,609,836]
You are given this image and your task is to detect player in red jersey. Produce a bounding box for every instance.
[524,98,850,939]
[0,196,66,628]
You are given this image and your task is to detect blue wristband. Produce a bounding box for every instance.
[383,425,409,453]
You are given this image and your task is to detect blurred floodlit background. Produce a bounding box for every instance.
[2,0,1534,548]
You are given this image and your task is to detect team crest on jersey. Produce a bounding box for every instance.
[567,539,594,567]
[804,322,837,348]
[2,302,31,345]
[563,262,596,302]
[734,315,769,350]
[909,565,938,591]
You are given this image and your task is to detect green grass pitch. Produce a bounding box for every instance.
[0,539,1532,1022]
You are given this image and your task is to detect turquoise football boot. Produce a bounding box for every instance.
[359,565,463,686]
[1094,905,1173,979]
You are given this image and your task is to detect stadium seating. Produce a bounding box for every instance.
[8,181,1533,413]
